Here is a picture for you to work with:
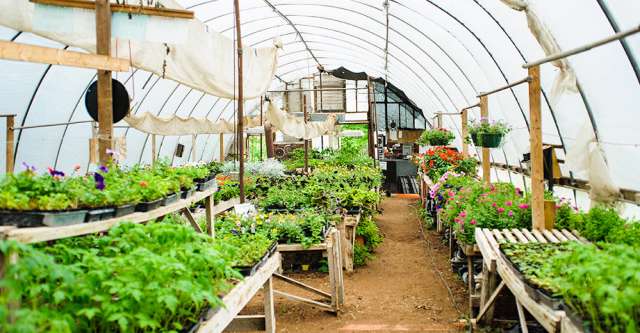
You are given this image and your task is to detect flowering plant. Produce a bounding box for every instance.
[415,147,477,181]
[417,128,455,146]
[468,119,511,136]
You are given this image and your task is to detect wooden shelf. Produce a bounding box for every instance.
[0,188,226,244]
[196,253,281,333]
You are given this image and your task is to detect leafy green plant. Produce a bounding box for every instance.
[417,128,455,146]
[468,119,511,136]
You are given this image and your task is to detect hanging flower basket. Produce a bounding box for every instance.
[472,133,504,148]
[417,128,455,146]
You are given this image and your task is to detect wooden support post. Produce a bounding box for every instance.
[436,112,443,128]
[264,123,274,159]
[544,200,556,230]
[219,133,224,162]
[263,277,276,333]
[151,134,156,164]
[96,0,113,164]
[5,115,14,174]
[234,0,245,204]
[182,208,203,233]
[205,194,214,237]
[480,96,490,184]
[478,262,498,325]
[529,66,545,230]
[259,96,264,161]
[191,135,196,162]
[367,77,375,159]
[467,255,475,318]
[327,228,344,309]
[303,95,309,173]
[461,110,469,157]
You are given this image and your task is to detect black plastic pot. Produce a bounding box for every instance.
[0,209,87,227]
[342,207,362,215]
[85,207,115,222]
[114,204,136,217]
[181,188,196,199]
[162,193,179,206]
[197,179,217,192]
[135,198,163,212]
[471,133,504,148]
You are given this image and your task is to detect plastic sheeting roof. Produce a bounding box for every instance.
[0,1,639,201]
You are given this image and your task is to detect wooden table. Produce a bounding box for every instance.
[338,212,361,272]
[473,228,587,333]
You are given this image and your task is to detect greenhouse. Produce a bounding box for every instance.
[0,0,639,332]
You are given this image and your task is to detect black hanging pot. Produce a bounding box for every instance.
[85,79,130,123]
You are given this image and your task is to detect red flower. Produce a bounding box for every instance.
[139,181,148,188]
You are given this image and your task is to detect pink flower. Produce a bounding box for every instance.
[459,211,467,218]
[497,207,505,213]
[470,219,477,225]
[73,164,81,171]
[519,203,530,210]
[515,187,523,196]
[508,211,514,217]
[448,190,455,197]
[505,201,512,207]
[492,202,497,208]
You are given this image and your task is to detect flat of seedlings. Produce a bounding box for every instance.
[238,197,467,332]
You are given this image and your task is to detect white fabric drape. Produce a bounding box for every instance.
[0,0,280,99]
[498,0,578,102]
[265,102,337,140]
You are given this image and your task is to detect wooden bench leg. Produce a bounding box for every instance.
[479,262,498,325]
[263,277,275,333]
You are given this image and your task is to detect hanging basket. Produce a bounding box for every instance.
[427,138,452,146]
[472,133,504,148]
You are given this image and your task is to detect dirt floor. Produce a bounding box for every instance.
[243,196,469,332]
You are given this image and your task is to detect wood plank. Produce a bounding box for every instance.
[544,200,556,230]
[516,301,530,333]
[196,253,281,333]
[482,229,501,258]
[182,207,203,233]
[551,229,568,242]
[461,109,469,157]
[273,290,333,310]
[560,229,579,242]
[501,230,518,243]
[96,0,113,164]
[263,277,275,333]
[571,230,589,243]
[529,65,545,230]
[479,95,490,184]
[5,188,217,244]
[30,0,194,19]
[0,41,129,72]
[213,198,240,216]
[531,229,548,243]
[542,230,560,243]
[511,229,529,243]
[204,195,214,237]
[476,281,505,322]
[225,315,266,332]
[492,229,506,243]
[521,229,538,242]
[474,229,497,267]
[5,115,14,174]
[273,273,331,299]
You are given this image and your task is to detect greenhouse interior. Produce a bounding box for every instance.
[0,0,638,332]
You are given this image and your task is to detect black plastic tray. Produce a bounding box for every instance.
[135,198,163,212]
[197,179,217,192]
[162,193,179,206]
[0,209,87,227]
[235,241,278,277]
[85,207,115,222]
[181,188,195,199]
[501,251,564,310]
[114,204,136,217]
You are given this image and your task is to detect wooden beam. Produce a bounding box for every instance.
[181,207,203,233]
[5,115,14,174]
[264,123,274,158]
[303,94,309,173]
[234,0,245,204]
[30,0,194,19]
[96,0,113,164]
[273,290,333,310]
[225,315,266,332]
[529,66,545,230]
[544,200,556,230]
[273,273,332,299]
[0,41,129,72]
[151,134,156,164]
[219,133,224,162]
[479,95,490,184]
[263,277,276,333]
[461,109,468,157]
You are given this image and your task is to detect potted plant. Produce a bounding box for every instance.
[468,119,510,148]
[417,128,456,146]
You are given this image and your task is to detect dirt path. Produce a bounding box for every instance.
[244,196,468,332]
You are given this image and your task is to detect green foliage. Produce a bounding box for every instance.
[605,222,640,247]
[468,119,511,136]
[0,222,240,333]
[569,206,626,242]
[353,243,374,267]
[417,128,455,146]
[356,216,383,252]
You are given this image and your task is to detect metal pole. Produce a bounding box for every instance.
[477,76,531,97]
[524,24,640,68]
[233,0,245,203]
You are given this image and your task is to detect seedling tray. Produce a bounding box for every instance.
[197,179,217,192]
[162,193,179,206]
[235,241,278,277]
[501,251,564,310]
[114,204,136,217]
[0,209,87,227]
[135,198,163,212]
[181,188,196,199]
[561,303,591,333]
[85,207,115,222]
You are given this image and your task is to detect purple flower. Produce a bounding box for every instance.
[99,165,109,173]
[22,162,36,172]
[515,187,523,196]
[47,167,65,177]
[508,211,514,217]
[94,173,105,191]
